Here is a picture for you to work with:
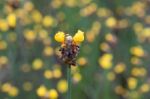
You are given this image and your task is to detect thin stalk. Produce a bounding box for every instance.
[67,66,71,99]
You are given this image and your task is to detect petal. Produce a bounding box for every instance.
[54,31,65,43]
[73,30,84,43]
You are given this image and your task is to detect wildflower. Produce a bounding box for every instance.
[57,79,68,93]
[54,30,84,66]
[48,89,58,99]
[37,85,47,97]
[7,13,16,28]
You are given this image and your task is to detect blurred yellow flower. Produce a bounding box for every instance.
[1,83,11,93]
[73,30,84,44]
[77,57,87,66]
[54,31,65,43]
[0,56,8,67]
[7,13,16,28]
[53,68,62,78]
[140,83,150,93]
[44,70,53,79]
[127,77,137,90]
[24,1,34,12]
[115,85,126,95]
[32,59,44,70]
[130,56,141,65]
[42,16,54,27]
[31,10,42,23]
[23,82,33,91]
[8,87,19,97]
[24,30,37,42]
[99,53,113,69]
[37,85,47,97]
[73,72,82,83]
[38,30,48,40]
[48,89,58,99]
[0,19,9,31]
[131,67,146,77]
[107,72,115,81]
[43,46,54,56]
[105,17,117,28]
[130,46,145,57]
[100,42,110,52]
[0,40,7,50]
[114,63,126,74]
[57,80,68,93]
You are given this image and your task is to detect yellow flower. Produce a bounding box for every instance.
[8,87,19,97]
[73,30,84,43]
[32,59,44,70]
[54,31,65,43]
[99,53,113,69]
[37,85,47,97]
[48,89,58,99]
[130,46,144,57]
[127,77,137,90]
[7,13,16,28]
[57,80,68,93]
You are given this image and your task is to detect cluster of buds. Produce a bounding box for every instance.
[55,30,84,66]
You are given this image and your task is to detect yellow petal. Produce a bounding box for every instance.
[73,30,84,43]
[54,31,65,43]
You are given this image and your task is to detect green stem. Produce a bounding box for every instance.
[67,66,71,99]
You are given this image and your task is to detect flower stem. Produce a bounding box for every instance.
[67,65,71,99]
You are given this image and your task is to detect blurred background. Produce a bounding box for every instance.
[0,0,150,99]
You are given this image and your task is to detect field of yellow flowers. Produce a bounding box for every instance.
[0,0,150,99]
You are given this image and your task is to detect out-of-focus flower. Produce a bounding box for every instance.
[127,77,137,90]
[107,72,115,81]
[48,89,58,99]
[1,83,11,93]
[24,30,37,42]
[53,68,62,78]
[32,59,44,70]
[43,46,54,56]
[80,3,97,17]
[42,16,54,27]
[0,19,9,31]
[1,83,19,97]
[23,1,34,12]
[31,10,42,23]
[131,67,146,77]
[100,42,110,52]
[130,56,141,65]
[140,83,150,93]
[0,40,7,50]
[23,82,33,91]
[73,72,82,83]
[37,85,47,97]
[7,13,16,28]
[130,46,145,57]
[77,57,87,66]
[115,85,126,95]
[99,53,113,69]
[8,86,19,97]
[114,63,126,74]
[0,56,8,68]
[97,8,111,18]
[105,17,117,28]
[57,79,68,93]
[44,70,53,79]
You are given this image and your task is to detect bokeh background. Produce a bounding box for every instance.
[0,0,150,99]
